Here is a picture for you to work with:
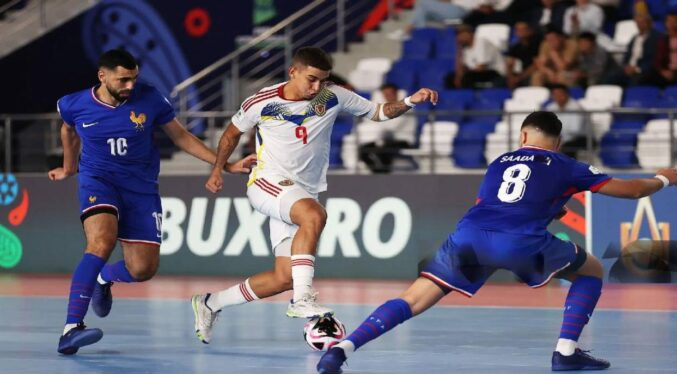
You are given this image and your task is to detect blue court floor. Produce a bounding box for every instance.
[1,296,675,373]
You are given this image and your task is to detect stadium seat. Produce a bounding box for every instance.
[584,85,623,106]
[434,36,457,60]
[402,39,432,59]
[475,23,511,52]
[637,119,677,168]
[617,86,661,122]
[418,59,454,91]
[647,0,668,20]
[512,86,550,105]
[415,121,458,172]
[578,98,614,140]
[468,88,511,123]
[348,58,393,91]
[503,98,541,126]
[437,89,474,122]
[411,27,440,44]
[568,87,585,100]
[600,131,639,168]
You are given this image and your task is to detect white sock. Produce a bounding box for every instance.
[63,323,78,336]
[97,273,107,285]
[335,340,355,356]
[207,278,259,311]
[291,254,315,302]
[556,338,577,356]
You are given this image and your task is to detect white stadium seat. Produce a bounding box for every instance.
[475,23,511,52]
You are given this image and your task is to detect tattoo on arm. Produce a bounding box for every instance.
[382,100,412,119]
[214,130,241,171]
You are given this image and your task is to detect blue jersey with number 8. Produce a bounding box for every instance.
[57,82,175,193]
[458,146,611,235]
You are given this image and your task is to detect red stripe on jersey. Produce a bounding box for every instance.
[241,87,277,108]
[258,178,282,192]
[242,91,277,112]
[589,178,612,193]
[254,180,279,197]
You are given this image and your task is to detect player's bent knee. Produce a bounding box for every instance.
[300,208,327,231]
[127,262,158,282]
[86,237,116,257]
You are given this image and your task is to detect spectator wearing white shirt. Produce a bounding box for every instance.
[563,0,604,36]
[545,84,588,158]
[387,0,472,41]
[446,24,506,88]
[608,11,661,86]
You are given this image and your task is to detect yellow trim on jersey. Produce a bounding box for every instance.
[246,127,266,187]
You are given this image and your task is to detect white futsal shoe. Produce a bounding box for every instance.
[286,289,334,318]
[191,293,220,344]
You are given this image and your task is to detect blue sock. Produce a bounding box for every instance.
[100,260,137,283]
[346,298,413,351]
[559,275,602,341]
[66,253,106,324]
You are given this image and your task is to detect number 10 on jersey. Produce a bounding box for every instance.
[295,125,308,144]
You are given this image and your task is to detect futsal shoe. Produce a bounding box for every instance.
[57,323,103,355]
[91,281,113,317]
[317,346,347,374]
[552,349,610,371]
[286,289,334,318]
[191,293,220,344]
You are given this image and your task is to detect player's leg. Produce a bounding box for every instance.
[520,236,609,370]
[318,230,490,374]
[92,192,162,317]
[191,223,293,344]
[553,251,609,370]
[58,207,118,354]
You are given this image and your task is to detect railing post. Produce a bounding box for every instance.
[507,113,513,151]
[4,118,11,173]
[670,110,675,167]
[284,24,293,70]
[232,57,240,111]
[586,110,594,165]
[429,111,435,174]
[337,0,346,52]
[352,115,360,173]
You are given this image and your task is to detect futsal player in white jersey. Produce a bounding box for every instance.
[191,47,438,343]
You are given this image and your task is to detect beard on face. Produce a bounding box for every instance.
[106,84,131,102]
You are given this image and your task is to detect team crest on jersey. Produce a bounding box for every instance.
[130,111,147,131]
[314,103,326,117]
[278,179,294,186]
[88,195,97,203]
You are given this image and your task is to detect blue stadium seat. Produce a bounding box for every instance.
[329,120,353,169]
[610,121,645,133]
[568,87,585,99]
[385,59,425,92]
[411,28,440,43]
[452,145,486,168]
[437,89,474,122]
[617,86,661,122]
[664,85,677,100]
[647,0,668,20]
[599,131,638,168]
[402,39,432,60]
[435,36,456,60]
[418,60,454,91]
[468,88,511,122]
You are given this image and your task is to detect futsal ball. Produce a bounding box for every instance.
[303,316,346,351]
[0,173,19,206]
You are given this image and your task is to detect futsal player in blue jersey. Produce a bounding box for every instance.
[318,111,677,373]
[49,49,255,355]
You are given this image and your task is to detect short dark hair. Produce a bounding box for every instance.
[548,83,569,92]
[544,24,564,36]
[380,83,399,91]
[292,47,332,71]
[579,32,596,42]
[98,49,138,70]
[521,111,562,137]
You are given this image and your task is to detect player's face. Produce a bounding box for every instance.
[289,65,330,100]
[99,66,139,102]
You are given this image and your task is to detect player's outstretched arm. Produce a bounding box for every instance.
[48,123,80,181]
[370,88,438,122]
[597,168,677,199]
[205,123,244,193]
[162,119,256,174]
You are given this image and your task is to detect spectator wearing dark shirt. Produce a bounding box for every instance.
[529,0,571,33]
[650,13,677,87]
[574,32,619,86]
[506,21,542,88]
[610,11,661,86]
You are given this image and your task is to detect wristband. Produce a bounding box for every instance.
[654,174,670,188]
[403,96,416,107]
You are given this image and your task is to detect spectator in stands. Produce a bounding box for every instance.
[387,0,471,41]
[531,26,578,86]
[545,84,587,158]
[611,11,660,86]
[358,83,416,173]
[575,32,619,86]
[506,21,543,88]
[529,0,570,33]
[650,13,677,87]
[462,0,515,27]
[563,0,604,36]
[445,24,506,88]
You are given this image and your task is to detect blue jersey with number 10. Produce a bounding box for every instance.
[57,82,175,193]
[458,146,611,235]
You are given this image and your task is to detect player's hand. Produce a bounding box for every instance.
[205,170,224,193]
[224,154,257,174]
[48,167,74,181]
[410,88,438,106]
[656,168,677,186]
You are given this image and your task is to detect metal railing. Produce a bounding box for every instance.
[3,108,677,175]
[171,0,388,115]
